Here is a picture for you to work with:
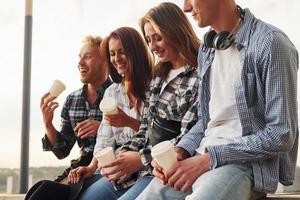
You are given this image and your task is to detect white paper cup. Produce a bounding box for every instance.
[49,80,66,98]
[99,97,118,115]
[94,147,116,166]
[151,140,177,171]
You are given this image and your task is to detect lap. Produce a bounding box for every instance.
[137,164,261,200]
[187,164,255,200]
[136,177,190,200]
[118,176,153,200]
[78,177,128,200]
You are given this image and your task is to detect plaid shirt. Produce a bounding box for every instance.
[42,79,112,160]
[122,65,199,167]
[177,8,299,193]
[94,82,145,190]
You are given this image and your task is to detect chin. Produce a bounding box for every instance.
[80,78,88,84]
[117,70,126,76]
[158,57,168,63]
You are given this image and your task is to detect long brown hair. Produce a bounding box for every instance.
[140,2,200,79]
[100,27,153,112]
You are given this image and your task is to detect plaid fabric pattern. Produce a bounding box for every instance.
[42,79,112,160]
[177,8,299,193]
[122,65,199,167]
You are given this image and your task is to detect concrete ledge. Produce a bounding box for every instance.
[0,194,25,200]
[266,193,300,199]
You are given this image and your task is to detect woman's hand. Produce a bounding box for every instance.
[104,108,140,131]
[68,166,95,184]
[99,151,143,183]
[151,159,168,184]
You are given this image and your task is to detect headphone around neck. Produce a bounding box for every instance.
[203,6,244,50]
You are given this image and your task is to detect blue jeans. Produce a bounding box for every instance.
[137,164,265,200]
[78,176,153,200]
[118,176,153,200]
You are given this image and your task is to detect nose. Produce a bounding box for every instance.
[183,0,192,13]
[115,53,121,62]
[149,40,158,52]
[78,57,84,66]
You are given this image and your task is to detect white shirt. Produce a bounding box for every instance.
[197,46,243,154]
[94,82,143,155]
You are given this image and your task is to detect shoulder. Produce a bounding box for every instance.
[62,87,83,108]
[68,87,83,97]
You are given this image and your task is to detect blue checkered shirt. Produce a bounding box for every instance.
[177,8,299,193]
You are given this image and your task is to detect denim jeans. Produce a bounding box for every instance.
[78,176,153,200]
[137,164,265,200]
[118,176,153,200]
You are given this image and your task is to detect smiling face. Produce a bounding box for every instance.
[108,37,129,77]
[143,22,181,67]
[78,43,104,84]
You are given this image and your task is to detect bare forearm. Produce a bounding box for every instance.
[88,157,99,172]
[128,117,140,132]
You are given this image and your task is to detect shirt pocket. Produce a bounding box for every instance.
[246,73,256,107]
[171,87,196,119]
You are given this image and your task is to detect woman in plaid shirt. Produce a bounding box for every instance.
[68,27,153,199]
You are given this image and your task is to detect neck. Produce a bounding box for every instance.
[86,74,108,104]
[171,57,185,69]
[212,2,240,33]
[124,79,131,93]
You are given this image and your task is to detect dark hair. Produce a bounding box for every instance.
[100,27,153,112]
[140,2,200,79]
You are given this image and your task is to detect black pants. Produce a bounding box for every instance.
[25,174,101,200]
[25,180,70,200]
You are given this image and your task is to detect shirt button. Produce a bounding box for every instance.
[205,60,210,65]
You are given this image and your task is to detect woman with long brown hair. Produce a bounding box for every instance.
[67,26,153,199]
[111,2,200,199]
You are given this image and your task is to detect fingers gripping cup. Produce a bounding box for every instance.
[49,80,66,98]
[94,147,116,166]
[99,97,118,115]
[151,140,177,171]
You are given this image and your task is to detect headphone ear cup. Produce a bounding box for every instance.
[203,30,217,48]
[213,31,232,50]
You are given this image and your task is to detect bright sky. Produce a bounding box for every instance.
[0,0,299,168]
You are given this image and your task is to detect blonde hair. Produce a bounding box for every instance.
[140,2,200,78]
[82,35,103,49]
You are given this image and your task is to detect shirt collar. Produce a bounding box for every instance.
[234,8,256,50]
[80,78,113,98]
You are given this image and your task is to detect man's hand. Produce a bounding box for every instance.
[74,119,100,139]
[40,92,58,126]
[175,147,190,161]
[68,166,95,184]
[99,151,143,183]
[151,147,190,184]
[165,153,211,193]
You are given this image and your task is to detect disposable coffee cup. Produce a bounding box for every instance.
[99,97,118,115]
[94,147,116,166]
[151,140,177,171]
[49,80,66,98]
